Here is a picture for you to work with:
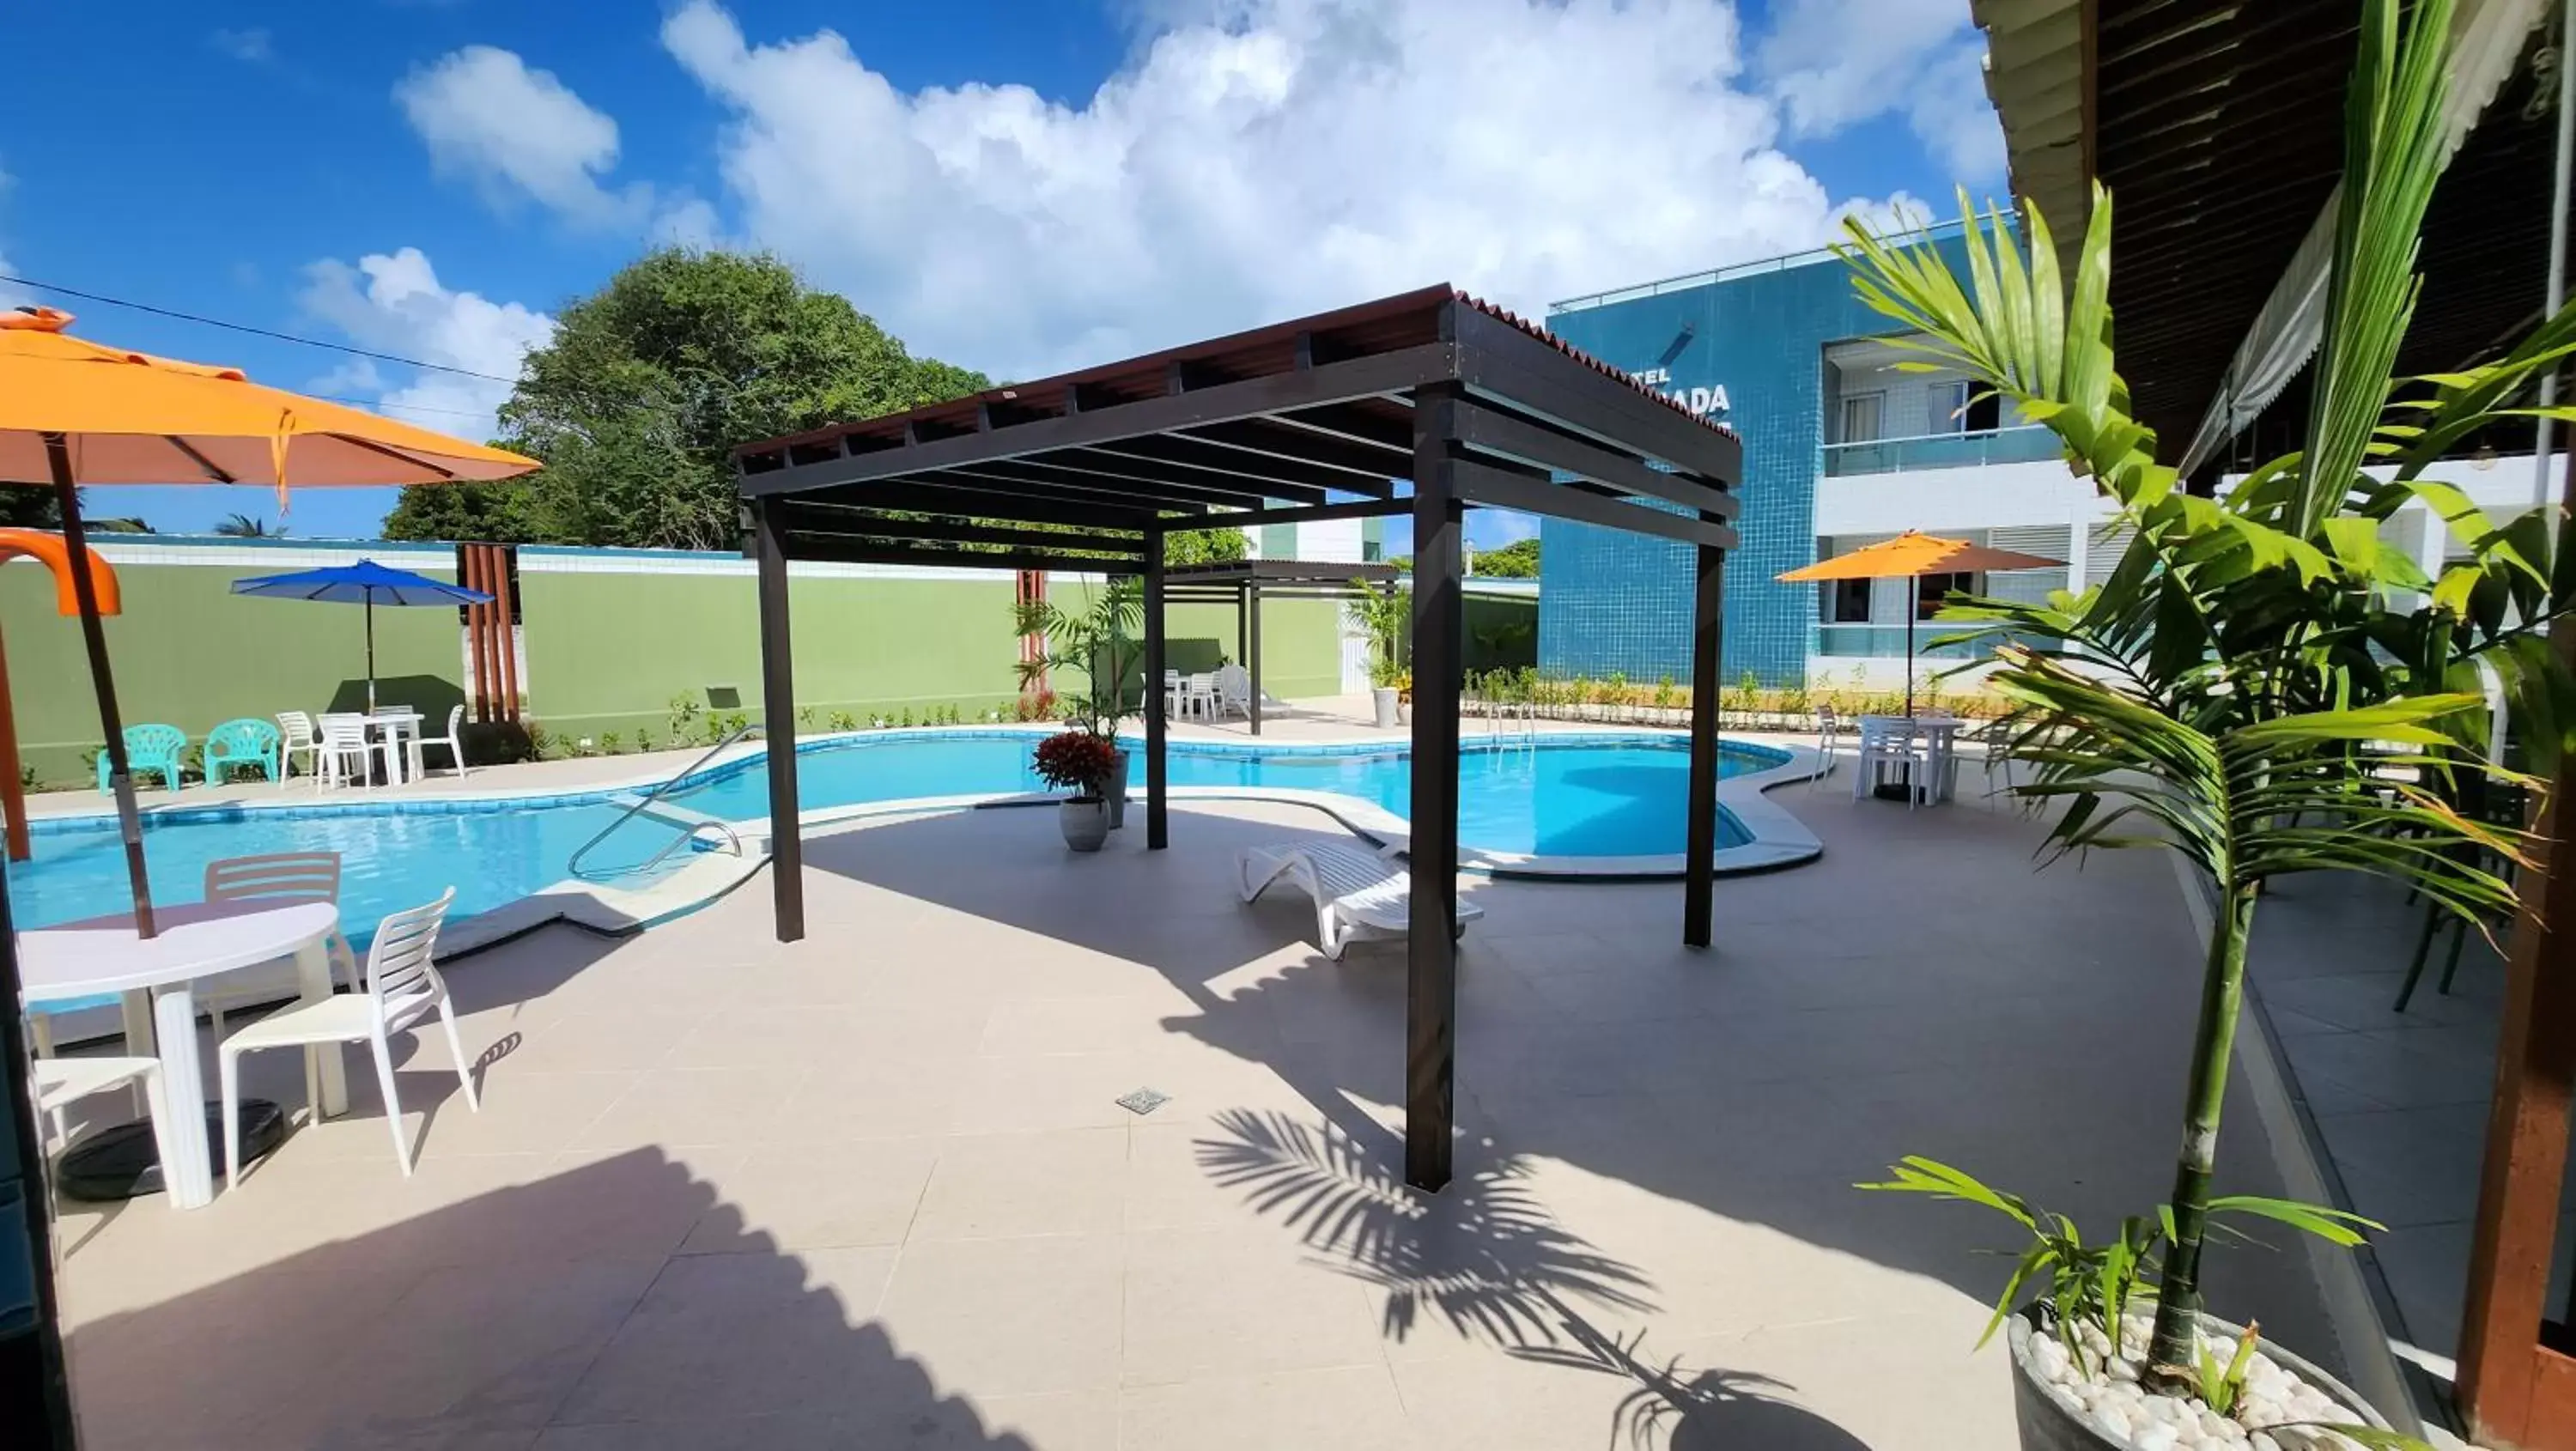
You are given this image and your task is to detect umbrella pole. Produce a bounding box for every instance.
[1905,578,1918,718]
[0,618,27,863]
[365,594,377,714]
[47,436,155,937]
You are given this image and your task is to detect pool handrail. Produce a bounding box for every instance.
[567,722,760,880]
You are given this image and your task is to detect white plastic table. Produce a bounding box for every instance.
[20,900,343,1207]
[1858,713,1966,804]
[369,710,425,784]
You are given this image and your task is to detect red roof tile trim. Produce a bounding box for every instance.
[1450,288,1740,440]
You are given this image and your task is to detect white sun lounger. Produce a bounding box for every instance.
[1236,840,1484,960]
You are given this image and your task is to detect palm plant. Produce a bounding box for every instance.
[212,511,279,537]
[1349,580,1409,689]
[1840,0,2573,1397]
[1011,579,1142,738]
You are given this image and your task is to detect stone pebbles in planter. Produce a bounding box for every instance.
[2013,1310,2390,1451]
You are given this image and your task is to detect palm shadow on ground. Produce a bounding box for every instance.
[794,792,2353,1383]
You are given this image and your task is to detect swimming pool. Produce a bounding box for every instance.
[8,732,1791,935]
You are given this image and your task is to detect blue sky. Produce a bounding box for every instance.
[0,1,1998,544]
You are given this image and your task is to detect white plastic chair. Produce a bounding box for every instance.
[1215,664,1253,720]
[197,853,361,1038]
[1238,840,1485,959]
[416,704,469,780]
[276,711,323,785]
[1809,706,1842,786]
[34,1057,182,1204]
[317,713,393,791]
[1183,672,1218,722]
[1856,718,1936,809]
[216,888,478,1185]
[1162,670,1183,720]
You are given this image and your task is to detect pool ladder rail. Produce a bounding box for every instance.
[568,722,762,880]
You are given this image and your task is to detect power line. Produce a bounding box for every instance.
[3,271,520,384]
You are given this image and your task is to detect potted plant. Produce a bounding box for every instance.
[1012,580,1142,826]
[1031,730,1118,852]
[1839,1,2573,1444]
[1350,580,1408,728]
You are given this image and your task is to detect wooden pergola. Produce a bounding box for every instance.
[1162,558,1398,735]
[732,284,1741,1191]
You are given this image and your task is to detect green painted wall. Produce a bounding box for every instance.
[515,569,1030,743]
[3,555,1364,782]
[1,561,468,784]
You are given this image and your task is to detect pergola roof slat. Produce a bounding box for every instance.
[735,286,1736,556]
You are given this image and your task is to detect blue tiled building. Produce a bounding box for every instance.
[1540,224,2080,687]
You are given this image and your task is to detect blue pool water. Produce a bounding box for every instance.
[8,732,1784,935]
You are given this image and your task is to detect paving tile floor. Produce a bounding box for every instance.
[45,789,2348,1449]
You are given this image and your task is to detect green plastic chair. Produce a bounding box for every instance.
[202,718,283,786]
[99,724,189,793]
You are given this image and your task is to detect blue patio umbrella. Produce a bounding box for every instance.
[231,559,493,713]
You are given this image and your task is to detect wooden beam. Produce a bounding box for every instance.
[800,479,1173,530]
[752,499,805,944]
[1197,496,1414,529]
[1451,459,1739,549]
[1405,386,1464,1194]
[1175,417,1412,482]
[1048,446,1331,505]
[1451,306,1742,484]
[777,512,1139,555]
[1084,434,1387,498]
[781,539,1147,574]
[742,343,1458,497]
[949,455,1285,510]
[1145,530,1170,849]
[1682,520,1727,949]
[1450,398,1737,519]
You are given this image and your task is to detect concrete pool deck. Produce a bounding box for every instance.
[41,786,2362,1450]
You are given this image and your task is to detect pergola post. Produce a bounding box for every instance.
[1145,530,1170,850]
[1406,384,1465,1193]
[2461,519,2576,1448]
[751,498,805,943]
[1247,579,1265,737]
[1683,522,1728,949]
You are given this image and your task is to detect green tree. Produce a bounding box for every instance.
[212,512,283,538]
[1164,526,1249,568]
[1472,536,1539,577]
[0,489,60,529]
[383,249,988,549]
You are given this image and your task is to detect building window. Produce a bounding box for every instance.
[1917,571,1976,618]
[1838,390,1884,444]
[1932,380,2002,434]
[1825,578,1873,623]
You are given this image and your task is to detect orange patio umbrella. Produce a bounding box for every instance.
[0,529,120,863]
[0,306,538,935]
[1777,530,2064,715]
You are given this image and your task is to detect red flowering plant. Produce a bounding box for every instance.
[1031,730,1119,800]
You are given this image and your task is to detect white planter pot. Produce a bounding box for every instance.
[1371,687,1400,729]
[2006,1308,2393,1451]
[1059,798,1110,853]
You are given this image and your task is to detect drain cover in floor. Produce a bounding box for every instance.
[1114,1088,1171,1116]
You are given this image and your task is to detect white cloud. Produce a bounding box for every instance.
[209,27,273,64]
[1755,0,2003,183]
[660,0,1931,380]
[397,46,656,229]
[298,247,554,441]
